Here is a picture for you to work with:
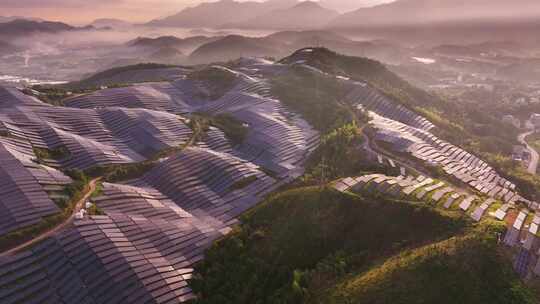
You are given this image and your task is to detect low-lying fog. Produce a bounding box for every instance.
[0,26,274,85]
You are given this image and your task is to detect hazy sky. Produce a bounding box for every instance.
[0,0,392,24]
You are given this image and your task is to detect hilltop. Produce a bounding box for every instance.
[147,0,298,28]
[330,0,540,28]
[327,0,540,43]
[226,1,340,30]
[128,35,221,54]
[89,18,132,29]
[189,35,280,63]
[189,31,405,64]
[0,19,95,39]
[189,187,534,304]
[0,16,43,23]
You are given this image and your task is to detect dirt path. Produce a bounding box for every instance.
[1,178,101,257]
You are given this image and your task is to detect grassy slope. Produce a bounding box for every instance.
[319,221,535,304]
[188,66,239,100]
[189,187,467,304]
[188,49,537,303]
[280,48,442,112]
[303,124,397,184]
[271,64,353,134]
[189,187,535,304]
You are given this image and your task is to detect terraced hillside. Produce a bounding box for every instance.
[0,87,193,169]
[66,63,319,179]
[1,48,538,303]
[0,57,319,303]
[186,49,540,303]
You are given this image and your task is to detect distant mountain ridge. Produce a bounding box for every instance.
[188,30,404,64]
[127,35,222,54]
[0,19,94,39]
[147,0,299,28]
[329,0,540,28]
[0,16,44,23]
[90,18,132,29]
[225,1,340,30]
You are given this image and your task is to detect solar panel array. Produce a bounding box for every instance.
[66,65,319,179]
[344,82,435,131]
[0,116,72,236]
[134,147,279,217]
[0,213,228,303]
[365,112,534,208]
[0,60,319,303]
[64,81,204,115]
[0,87,193,169]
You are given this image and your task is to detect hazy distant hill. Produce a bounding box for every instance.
[148,47,186,63]
[430,41,525,58]
[0,16,44,23]
[90,18,132,29]
[320,0,383,12]
[0,19,93,39]
[329,0,540,28]
[189,30,406,64]
[325,0,540,44]
[189,35,280,63]
[128,35,222,54]
[266,30,351,45]
[189,31,348,63]
[227,1,340,30]
[147,0,298,28]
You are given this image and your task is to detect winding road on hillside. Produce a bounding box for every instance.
[0,178,101,257]
[1,121,204,257]
[518,130,539,175]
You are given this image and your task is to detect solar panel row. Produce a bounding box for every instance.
[0,60,320,303]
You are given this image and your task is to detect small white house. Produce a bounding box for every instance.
[75,209,87,220]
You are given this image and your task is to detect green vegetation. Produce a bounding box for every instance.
[0,170,90,252]
[190,113,249,146]
[66,63,178,90]
[189,187,470,304]
[271,65,353,133]
[281,48,442,112]
[24,86,70,106]
[189,187,534,304]
[229,176,258,192]
[188,66,239,100]
[33,146,70,162]
[304,124,395,184]
[320,222,535,304]
[271,53,396,184]
[85,161,156,183]
[25,85,115,105]
[288,49,537,201]
[210,114,249,145]
[87,204,105,216]
[90,181,104,199]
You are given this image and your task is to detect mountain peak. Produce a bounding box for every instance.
[293,1,323,9]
